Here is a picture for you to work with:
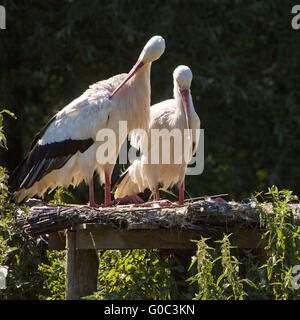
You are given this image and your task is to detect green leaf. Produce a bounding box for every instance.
[1,109,17,119]
[216,273,226,286]
[188,256,197,271]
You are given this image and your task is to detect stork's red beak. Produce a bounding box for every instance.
[179,89,190,130]
[110,60,144,99]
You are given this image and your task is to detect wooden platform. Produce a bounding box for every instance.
[21,198,300,299]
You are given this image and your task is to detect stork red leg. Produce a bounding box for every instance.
[178,180,184,205]
[89,178,99,208]
[104,172,111,205]
[155,186,160,201]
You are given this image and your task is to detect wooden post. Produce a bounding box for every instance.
[65,230,99,300]
[66,230,77,299]
[75,249,99,298]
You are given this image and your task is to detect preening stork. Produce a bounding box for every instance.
[9,35,166,207]
[113,65,200,205]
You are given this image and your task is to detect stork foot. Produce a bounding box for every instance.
[137,199,177,208]
[89,199,113,208]
[213,197,227,203]
[112,194,145,205]
[89,200,101,208]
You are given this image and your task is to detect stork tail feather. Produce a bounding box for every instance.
[8,138,94,202]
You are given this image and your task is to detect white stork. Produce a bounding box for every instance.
[113,65,200,205]
[9,35,166,207]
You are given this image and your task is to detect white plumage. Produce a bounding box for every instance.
[9,36,166,206]
[114,65,201,204]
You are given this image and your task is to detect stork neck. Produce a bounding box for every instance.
[174,85,192,118]
[125,62,151,132]
[132,62,151,86]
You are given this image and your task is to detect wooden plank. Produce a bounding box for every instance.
[230,227,266,249]
[49,225,267,251]
[75,229,198,250]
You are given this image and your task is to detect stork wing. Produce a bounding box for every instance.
[9,73,128,194]
[9,138,94,193]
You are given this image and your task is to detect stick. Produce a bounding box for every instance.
[184,193,229,203]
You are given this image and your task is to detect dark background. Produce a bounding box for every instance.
[1,0,299,204]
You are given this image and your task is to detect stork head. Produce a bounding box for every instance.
[110,36,165,99]
[174,65,193,130]
[138,35,166,64]
[174,65,193,90]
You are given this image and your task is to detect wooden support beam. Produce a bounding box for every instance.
[49,225,266,251]
[65,230,98,300]
[75,228,198,250]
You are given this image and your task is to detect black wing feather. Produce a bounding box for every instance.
[9,138,94,193]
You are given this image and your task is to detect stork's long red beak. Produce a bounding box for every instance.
[109,60,144,99]
[180,89,190,131]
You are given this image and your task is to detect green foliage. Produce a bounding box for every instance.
[0,167,48,299]
[49,186,76,205]
[86,249,173,300]
[189,187,300,300]
[0,109,16,149]
[258,186,300,299]
[188,239,219,299]
[0,120,58,298]
[216,235,247,300]
[38,250,66,300]
[188,236,248,300]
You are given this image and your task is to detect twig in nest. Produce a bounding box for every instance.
[184,193,229,203]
